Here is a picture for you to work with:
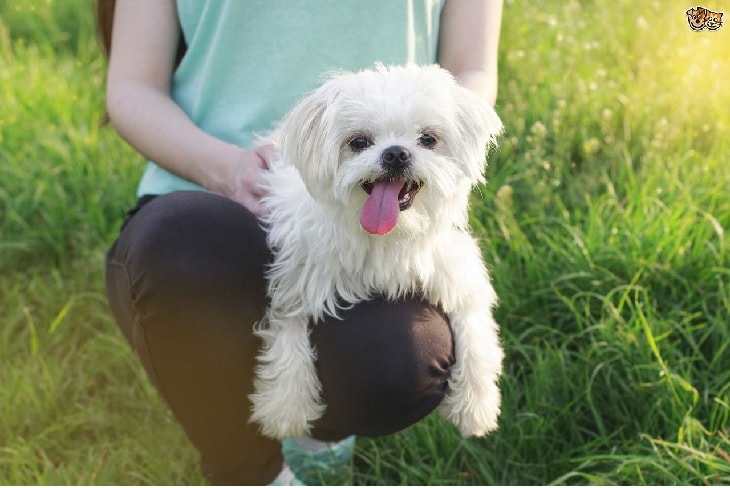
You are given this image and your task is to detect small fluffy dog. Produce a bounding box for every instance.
[250,64,504,439]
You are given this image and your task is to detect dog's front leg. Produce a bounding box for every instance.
[250,312,325,439]
[435,246,504,437]
[439,303,503,437]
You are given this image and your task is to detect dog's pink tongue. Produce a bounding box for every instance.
[360,179,404,235]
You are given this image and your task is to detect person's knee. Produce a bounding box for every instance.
[311,298,455,437]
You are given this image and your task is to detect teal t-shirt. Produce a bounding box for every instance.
[137,0,446,197]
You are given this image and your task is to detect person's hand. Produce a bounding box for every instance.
[227,144,277,217]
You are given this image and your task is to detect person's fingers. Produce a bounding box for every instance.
[254,144,278,169]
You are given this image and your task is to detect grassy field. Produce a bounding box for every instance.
[1,0,729,484]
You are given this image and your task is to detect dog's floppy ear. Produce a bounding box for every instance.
[452,86,503,184]
[279,82,340,198]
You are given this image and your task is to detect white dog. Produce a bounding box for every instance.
[250,64,504,440]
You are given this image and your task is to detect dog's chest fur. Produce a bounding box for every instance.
[262,164,464,322]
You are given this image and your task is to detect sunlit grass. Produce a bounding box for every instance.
[1,0,729,484]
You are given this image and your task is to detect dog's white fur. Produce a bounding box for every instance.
[250,64,504,439]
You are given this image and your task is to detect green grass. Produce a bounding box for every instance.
[2,0,729,484]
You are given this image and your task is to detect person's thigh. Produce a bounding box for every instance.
[106,191,281,485]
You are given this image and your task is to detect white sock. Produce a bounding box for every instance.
[271,463,297,485]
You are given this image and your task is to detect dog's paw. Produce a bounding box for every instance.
[249,379,323,439]
[439,377,501,438]
[249,325,326,439]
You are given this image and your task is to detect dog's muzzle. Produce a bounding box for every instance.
[361,144,423,210]
[358,145,424,235]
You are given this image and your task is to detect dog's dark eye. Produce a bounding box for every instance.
[349,136,372,152]
[418,133,438,149]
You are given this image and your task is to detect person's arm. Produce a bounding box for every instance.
[437,0,503,107]
[105,0,269,215]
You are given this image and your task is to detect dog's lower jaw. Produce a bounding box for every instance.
[250,315,326,439]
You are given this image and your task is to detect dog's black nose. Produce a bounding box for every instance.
[381,145,411,170]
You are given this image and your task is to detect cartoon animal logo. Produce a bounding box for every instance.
[686,6,724,31]
[705,9,724,29]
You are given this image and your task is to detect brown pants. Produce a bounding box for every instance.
[105,191,455,485]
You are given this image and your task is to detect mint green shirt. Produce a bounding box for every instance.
[137,0,446,196]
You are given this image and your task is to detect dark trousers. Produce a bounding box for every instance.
[105,191,455,485]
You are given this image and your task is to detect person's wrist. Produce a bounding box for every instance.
[202,142,247,198]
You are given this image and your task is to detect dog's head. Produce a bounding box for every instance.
[686,7,708,30]
[279,64,503,236]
